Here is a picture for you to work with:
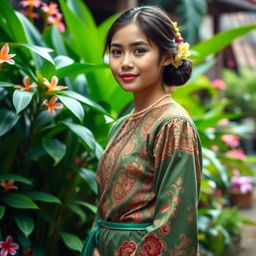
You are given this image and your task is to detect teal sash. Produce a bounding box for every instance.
[81,219,151,256]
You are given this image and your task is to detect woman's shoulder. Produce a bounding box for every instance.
[150,101,193,126]
[147,101,199,136]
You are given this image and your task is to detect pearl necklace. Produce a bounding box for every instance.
[130,94,170,118]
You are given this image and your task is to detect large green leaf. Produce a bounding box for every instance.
[0,206,5,220]
[0,81,14,87]
[0,174,32,185]
[175,0,207,45]
[192,25,256,65]
[0,0,28,43]
[59,0,101,62]
[2,193,39,209]
[56,63,108,79]
[26,191,61,204]
[203,148,229,187]
[67,0,97,29]
[14,214,34,237]
[62,122,96,152]
[51,25,67,56]
[19,44,54,64]
[191,59,215,81]
[67,203,87,222]
[16,12,45,47]
[0,109,20,137]
[60,232,83,252]
[57,95,84,122]
[59,0,105,100]
[75,200,97,213]
[79,168,97,194]
[56,90,110,116]
[12,89,34,114]
[98,13,120,48]
[42,138,66,166]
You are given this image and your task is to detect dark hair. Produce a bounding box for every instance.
[104,6,192,86]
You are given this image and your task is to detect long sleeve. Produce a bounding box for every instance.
[133,117,202,256]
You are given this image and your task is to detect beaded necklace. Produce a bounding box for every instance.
[130,94,170,118]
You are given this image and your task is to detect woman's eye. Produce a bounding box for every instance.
[111,49,122,56]
[134,48,146,55]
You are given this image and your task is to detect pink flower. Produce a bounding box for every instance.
[0,44,16,66]
[221,134,240,148]
[47,13,65,32]
[41,2,59,17]
[19,0,41,8]
[0,236,19,256]
[43,96,63,116]
[216,189,222,197]
[230,169,254,194]
[42,76,67,93]
[211,145,219,152]
[212,79,226,90]
[15,76,38,91]
[0,180,18,192]
[218,118,229,126]
[226,149,246,160]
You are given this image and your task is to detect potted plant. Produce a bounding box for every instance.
[229,169,255,208]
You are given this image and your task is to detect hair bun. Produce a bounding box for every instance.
[163,59,192,86]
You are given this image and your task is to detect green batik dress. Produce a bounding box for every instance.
[94,101,202,256]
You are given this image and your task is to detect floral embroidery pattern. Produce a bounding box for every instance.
[138,234,163,256]
[112,168,137,201]
[175,234,192,249]
[117,241,137,256]
[158,222,171,236]
[154,118,197,169]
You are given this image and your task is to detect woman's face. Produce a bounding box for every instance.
[109,22,169,94]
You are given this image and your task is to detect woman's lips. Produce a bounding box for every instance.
[120,74,138,82]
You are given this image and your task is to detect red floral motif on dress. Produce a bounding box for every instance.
[138,234,163,256]
[159,222,171,236]
[160,200,170,214]
[117,241,137,256]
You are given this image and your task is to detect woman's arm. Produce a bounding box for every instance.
[133,117,202,256]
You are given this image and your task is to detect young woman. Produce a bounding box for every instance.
[82,5,202,256]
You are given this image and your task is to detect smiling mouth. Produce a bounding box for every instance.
[120,74,138,82]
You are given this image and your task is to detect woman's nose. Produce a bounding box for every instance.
[121,54,133,69]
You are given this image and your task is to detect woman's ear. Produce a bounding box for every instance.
[161,53,173,66]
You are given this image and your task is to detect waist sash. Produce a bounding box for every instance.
[81,219,151,256]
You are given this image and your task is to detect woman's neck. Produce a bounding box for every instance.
[133,89,169,113]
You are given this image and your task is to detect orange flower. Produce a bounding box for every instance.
[15,76,38,91]
[43,76,67,93]
[1,180,18,192]
[19,0,41,8]
[48,13,65,32]
[0,43,16,65]
[43,96,63,116]
[41,2,59,17]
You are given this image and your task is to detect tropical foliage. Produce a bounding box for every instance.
[0,0,256,255]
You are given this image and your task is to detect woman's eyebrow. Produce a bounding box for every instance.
[110,41,149,48]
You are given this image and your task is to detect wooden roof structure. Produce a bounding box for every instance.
[207,0,256,76]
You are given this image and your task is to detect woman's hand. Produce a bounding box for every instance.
[93,248,101,256]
